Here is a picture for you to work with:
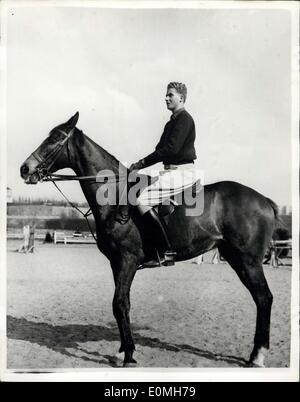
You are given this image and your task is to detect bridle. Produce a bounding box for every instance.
[30,127,75,182]
[27,125,104,241]
[26,126,129,242]
[29,127,128,184]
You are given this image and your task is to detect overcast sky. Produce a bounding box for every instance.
[5,4,292,206]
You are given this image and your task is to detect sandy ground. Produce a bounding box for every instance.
[6,240,291,369]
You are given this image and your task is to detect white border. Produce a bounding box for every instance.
[0,0,8,384]
[0,0,298,11]
[290,0,299,380]
[0,0,299,383]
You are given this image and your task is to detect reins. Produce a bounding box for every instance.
[41,172,127,183]
[44,173,128,243]
[44,172,128,243]
[50,180,98,243]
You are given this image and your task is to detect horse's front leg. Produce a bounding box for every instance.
[112,253,138,367]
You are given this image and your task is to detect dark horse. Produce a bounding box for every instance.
[20,112,278,367]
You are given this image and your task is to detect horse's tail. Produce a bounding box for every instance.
[266,197,284,228]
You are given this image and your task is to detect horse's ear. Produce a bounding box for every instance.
[66,112,79,129]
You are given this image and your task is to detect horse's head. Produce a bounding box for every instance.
[20,112,79,184]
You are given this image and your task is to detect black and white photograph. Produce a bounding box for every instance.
[0,0,299,382]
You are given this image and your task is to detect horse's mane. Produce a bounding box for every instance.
[78,129,126,171]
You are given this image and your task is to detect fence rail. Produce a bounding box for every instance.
[264,239,292,268]
[53,231,96,244]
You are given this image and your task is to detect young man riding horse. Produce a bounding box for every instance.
[115,82,198,267]
[21,105,278,367]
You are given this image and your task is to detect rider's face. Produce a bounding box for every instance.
[165,88,184,112]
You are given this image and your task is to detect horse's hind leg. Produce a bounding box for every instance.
[219,244,273,367]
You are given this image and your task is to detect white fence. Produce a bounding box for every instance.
[191,240,292,268]
[53,231,96,244]
[266,239,292,268]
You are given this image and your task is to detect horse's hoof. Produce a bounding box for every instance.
[123,362,137,368]
[123,358,137,368]
[249,346,267,368]
[247,361,266,368]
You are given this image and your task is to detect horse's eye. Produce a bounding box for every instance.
[49,132,60,144]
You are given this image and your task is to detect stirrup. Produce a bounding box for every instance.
[138,249,176,270]
[163,250,177,266]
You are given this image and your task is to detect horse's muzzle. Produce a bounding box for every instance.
[20,163,39,184]
[20,163,29,178]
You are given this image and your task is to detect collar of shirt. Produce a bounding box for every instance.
[171,107,185,120]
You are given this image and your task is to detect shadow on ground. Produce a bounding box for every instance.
[7,315,248,368]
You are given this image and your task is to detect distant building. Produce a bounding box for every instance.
[7,187,12,204]
[280,205,287,215]
[279,205,292,216]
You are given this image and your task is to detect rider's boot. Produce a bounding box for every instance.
[141,208,176,268]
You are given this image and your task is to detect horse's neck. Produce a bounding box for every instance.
[70,130,122,177]
[70,130,125,220]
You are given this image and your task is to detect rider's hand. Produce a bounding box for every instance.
[129,159,145,172]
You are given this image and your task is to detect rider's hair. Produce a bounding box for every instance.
[167,82,187,103]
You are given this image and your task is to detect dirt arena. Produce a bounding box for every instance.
[6,240,291,369]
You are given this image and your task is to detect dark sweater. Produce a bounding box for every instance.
[143,109,197,168]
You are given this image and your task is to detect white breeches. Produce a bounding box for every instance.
[136,164,203,214]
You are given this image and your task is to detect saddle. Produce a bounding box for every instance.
[115,173,202,226]
[154,180,201,223]
[138,179,202,269]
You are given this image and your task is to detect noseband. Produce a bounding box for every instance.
[30,128,75,181]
